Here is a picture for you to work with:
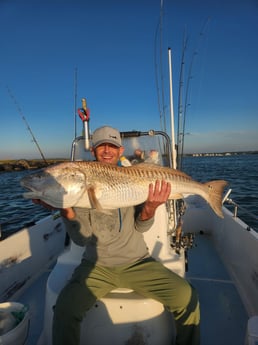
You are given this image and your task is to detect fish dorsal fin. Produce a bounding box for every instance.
[133,162,159,168]
[129,162,191,179]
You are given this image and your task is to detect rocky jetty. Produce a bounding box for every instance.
[0,159,68,172]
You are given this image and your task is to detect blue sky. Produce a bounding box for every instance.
[1,0,258,159]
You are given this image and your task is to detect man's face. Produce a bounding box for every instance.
[92,143,124,165]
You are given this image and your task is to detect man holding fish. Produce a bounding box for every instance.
[33,126,200,345]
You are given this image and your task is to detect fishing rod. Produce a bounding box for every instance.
[180,18,211,164]
[176,29,188,170]
[77,98,90,150]
[7,86,48,165]
[177,18,210,169]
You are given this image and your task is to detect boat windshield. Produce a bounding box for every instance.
[71,130,172,167]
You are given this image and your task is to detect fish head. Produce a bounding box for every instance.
[20,163,86,208]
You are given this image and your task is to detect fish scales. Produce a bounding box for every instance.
[86,166,143,204]
[20,161,228,218]
[87,162,189,184]
[85,163,150,205]
[84,163,191,194]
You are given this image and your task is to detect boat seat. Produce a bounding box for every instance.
[40,205,182,344]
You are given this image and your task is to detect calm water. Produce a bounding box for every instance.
[0,169,51,238]
[182,154,258,231]
[0,154,257,237]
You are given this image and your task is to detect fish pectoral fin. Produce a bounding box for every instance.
[169,193,184,200]
[87,186,102,210]
[87,186,109,213]
[87,186,112,215]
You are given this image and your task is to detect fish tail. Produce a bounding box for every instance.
[204,180,228,218]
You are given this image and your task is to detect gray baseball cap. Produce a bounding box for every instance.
[92,126,122,148]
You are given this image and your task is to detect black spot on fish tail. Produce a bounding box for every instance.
[204,180,228,218]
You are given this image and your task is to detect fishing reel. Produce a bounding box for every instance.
[170,199,195,255]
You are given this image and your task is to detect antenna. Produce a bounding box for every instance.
[74,67,78,139]
[7,86,48,164]
[154,0,166,133]
[168,48,177,169]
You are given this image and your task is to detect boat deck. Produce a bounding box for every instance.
[15,231,249,345]
[186,231,248,345]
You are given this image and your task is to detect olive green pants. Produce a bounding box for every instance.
[52,257,200,345]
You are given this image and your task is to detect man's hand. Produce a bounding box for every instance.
[32,199,76,220]
[140,180,171,221]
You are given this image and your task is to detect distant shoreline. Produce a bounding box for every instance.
[0,151,257,172]
[184,150,258,157]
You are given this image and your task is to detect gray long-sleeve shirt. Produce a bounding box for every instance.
[62,206,154,267]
